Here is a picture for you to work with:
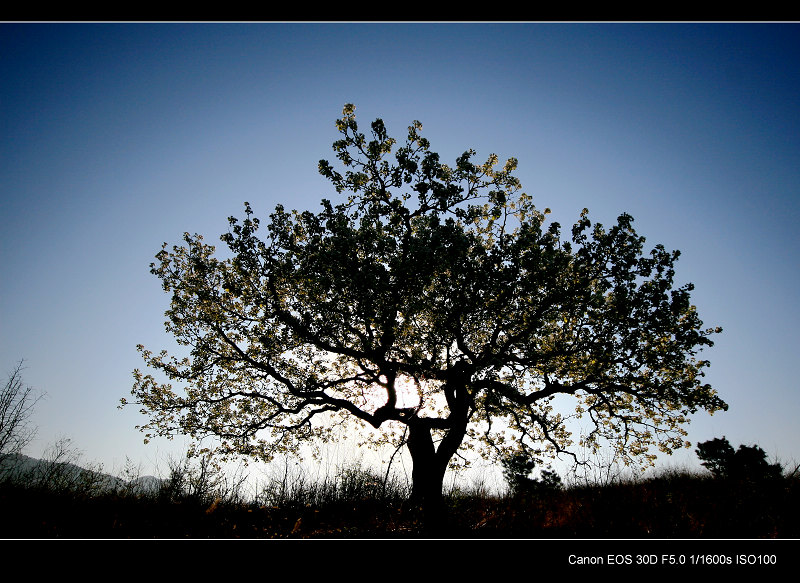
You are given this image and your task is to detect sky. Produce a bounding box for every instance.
[1,22,798,488]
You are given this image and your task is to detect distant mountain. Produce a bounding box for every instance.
[0,452,163,493]
[127,474,163,493]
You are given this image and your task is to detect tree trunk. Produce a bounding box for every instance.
[406,424,448,532]
[406,417,469,533]
[404,376,471,534]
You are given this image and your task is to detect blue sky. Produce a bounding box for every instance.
[1,23,798,483]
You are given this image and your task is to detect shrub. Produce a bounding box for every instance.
[696,436,783,481]
[501,451,562,498]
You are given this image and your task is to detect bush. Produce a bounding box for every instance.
[501,451,562,498]
[696,436,783,481]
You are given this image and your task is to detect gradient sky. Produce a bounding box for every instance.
[1,23,798,485]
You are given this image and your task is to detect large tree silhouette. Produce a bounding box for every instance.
[125,104,726,521]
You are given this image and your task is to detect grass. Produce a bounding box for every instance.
[1,450,798,538]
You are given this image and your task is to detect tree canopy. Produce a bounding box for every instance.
[125,104,726,510]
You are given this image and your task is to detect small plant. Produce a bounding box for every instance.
[696,436,783,481]
[153,452,250,506]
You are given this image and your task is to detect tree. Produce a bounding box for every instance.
[695,436,735,478]
[125,104,727,523]
[696,437,783,481]
[0,360,42,459]
[502,450,562,498]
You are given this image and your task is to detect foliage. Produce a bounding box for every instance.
[125,104,726,511]
[696,436,783,481]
